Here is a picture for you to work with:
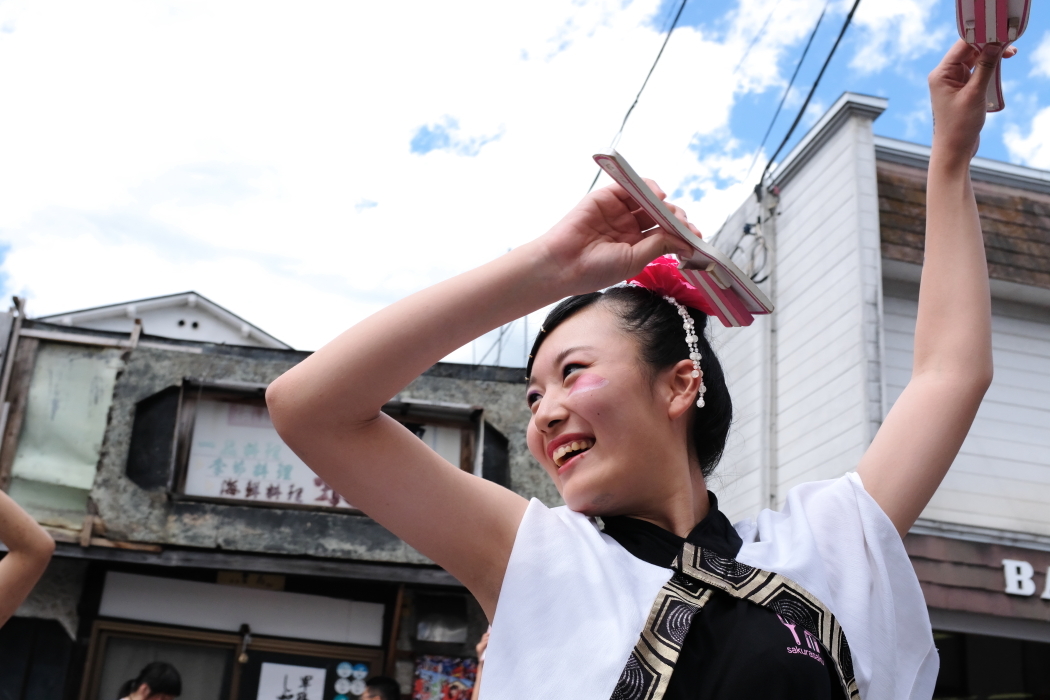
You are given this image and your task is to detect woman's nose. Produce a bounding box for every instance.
[533,392,569,431]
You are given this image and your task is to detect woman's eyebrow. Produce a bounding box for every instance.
[552,345,595,367]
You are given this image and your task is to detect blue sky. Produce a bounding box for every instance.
[0,0,1047,360]
[674,0,1049,165]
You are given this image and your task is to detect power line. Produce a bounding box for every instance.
[587,0,691,193]
[743,1,828,180]
[757,0,862,192]
[732,0,784,75]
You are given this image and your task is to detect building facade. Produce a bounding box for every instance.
[0,302,554,700]
[710,93,1050,698]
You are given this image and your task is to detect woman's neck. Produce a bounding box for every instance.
[621,467,709,538]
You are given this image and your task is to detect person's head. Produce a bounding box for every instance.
[118,662,181,700]
[361,676,401,700]
[525,285,731,517]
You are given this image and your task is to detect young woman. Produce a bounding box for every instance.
[117,662,182,700]
[267,41,1011,700]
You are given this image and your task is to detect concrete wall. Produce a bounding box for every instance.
[13,558,87,639]
[0,331,552,566]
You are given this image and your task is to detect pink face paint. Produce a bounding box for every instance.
[569,373,608,395]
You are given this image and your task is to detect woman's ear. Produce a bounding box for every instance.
[663,359,701,420]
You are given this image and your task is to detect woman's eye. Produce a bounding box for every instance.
[527,392,541,407]
[563,363,585,379]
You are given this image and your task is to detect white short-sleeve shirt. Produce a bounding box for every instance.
[479,472,937,700]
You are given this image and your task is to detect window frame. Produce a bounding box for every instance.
[170,379,485,513]
[79,619,384,700]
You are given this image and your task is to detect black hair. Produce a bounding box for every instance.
[526,285,732,477]
[118,662,182,699]
[364,676,402,700]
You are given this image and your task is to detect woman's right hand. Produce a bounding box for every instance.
[532,180,698,297]
[267,175,701,623]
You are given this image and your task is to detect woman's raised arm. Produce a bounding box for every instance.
[266,182,692,616]
[856,41,1014,535]
[0,489,54,626]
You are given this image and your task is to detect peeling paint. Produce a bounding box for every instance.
[91,343,557,565]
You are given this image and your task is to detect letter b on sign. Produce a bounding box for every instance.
[1003,559,1036,596]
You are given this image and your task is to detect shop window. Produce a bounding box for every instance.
[124,380,506,511]
[95,634,233,700]
[81,621,383,700]
[933,630,1050,699]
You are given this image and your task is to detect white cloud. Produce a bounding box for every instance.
[1004,106,1050,169]
[0,0,949,358]
[1029,30,1050,78]
[849,0,947,75]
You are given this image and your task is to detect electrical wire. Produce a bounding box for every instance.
[587,0,691,193]
[732,0,784,75]
[757,0,862,191]
[743,1,828,180]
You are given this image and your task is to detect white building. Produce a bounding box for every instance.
[37,291,291,349]
[712,93,1050,695]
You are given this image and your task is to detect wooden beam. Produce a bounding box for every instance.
[0,337,39,491]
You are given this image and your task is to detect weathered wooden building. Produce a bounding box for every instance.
[712,93,1050,697]
[0,295,551,700]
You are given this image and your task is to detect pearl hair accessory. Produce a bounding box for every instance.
[621,281,707,408]
[661,294,706,408]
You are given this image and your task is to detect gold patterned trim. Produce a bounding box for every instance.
[610,544,859,700]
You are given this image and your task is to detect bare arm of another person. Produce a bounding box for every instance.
[856,41,1016,535]
[0,489,55,626]
[266,183,695,618]
[471,630,489,700]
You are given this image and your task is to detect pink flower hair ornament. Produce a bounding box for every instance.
[626,256,721,318]
[625,255,711,408]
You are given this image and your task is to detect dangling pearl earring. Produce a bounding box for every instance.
[662,295,707,408]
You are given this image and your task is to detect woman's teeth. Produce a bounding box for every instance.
[553,438,595,466]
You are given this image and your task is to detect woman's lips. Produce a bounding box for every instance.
[557,448,590,474]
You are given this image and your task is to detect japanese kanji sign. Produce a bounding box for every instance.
[256,662,327,700]
[183,399,353,509]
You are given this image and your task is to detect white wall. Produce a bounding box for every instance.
[773,113,883,500]
[714,101,886,520]
[79,306,266,346]
[884,284,1050,536]
[99,571,386,646]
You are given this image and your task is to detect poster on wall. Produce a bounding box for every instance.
[412,656,477,700]
[183,399,354,509]
[256,662,327,700]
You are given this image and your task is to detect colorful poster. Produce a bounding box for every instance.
[256,662,327,700]
[412,656,477,700]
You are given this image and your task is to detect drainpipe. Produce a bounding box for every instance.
[759,192,780,510]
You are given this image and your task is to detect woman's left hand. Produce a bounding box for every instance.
[929,40,1017,166]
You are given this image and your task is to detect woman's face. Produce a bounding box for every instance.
[526,303,692,516]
